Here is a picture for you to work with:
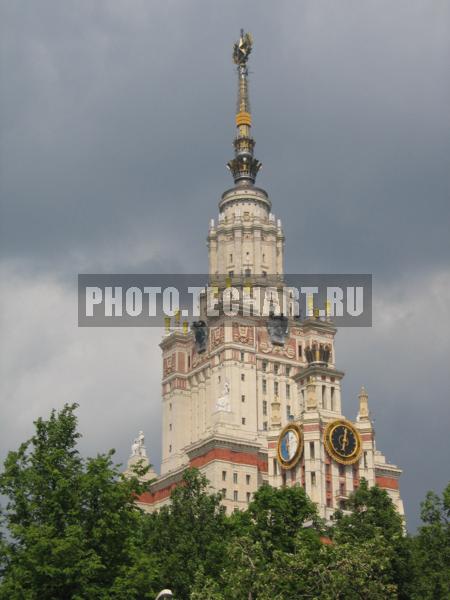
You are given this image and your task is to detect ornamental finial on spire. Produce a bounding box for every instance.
[227,30,261,186]
[233,30,253,66]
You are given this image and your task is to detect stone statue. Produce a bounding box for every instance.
[216,381,231,412]
[192,320,208,354]
[233,29,253,66]
[267,312,289,346]
[131,430,147,458]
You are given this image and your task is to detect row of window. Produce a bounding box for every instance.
[298,386,337,410]
[228,252,268,264]
[228,269,268,278]
[261,399,292,418]
[222,471,251,485]
[168,348,322,374]
[262,379,291,398]
[261,361,292,376]
[273,449,366,479]
[222,489,252,502]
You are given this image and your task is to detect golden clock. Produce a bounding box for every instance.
[324,420,362,465]
[277,423,303,469]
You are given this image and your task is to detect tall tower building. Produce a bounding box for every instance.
[136,31,404,520]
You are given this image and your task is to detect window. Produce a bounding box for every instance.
[331,387,335,411]
[339,464,345,477]
[263,421,268,431]
[228,270,234,277]
[222,471,227,481]
[262,361,267,372]
[187,355,191,369]
[244,268,251,278]
[241,394,245,403]
[286,384,291,399]
[229,253,233,263]
[322,385,326,407]
[309,441,315,460]
[222,488,227,498]
[241,373,245,381]
[311,472,316,486]
[298,344,302,358]
[286,405,291,419]
[169,403,172,411]
[327,497,332,508]
[233,490,238,502]
[169,423,172,431]
[274,381,279,395]
[286,366,291,377]
[262,270,267,277]
[246,474,251,485]
[246,492,251,502]
[218,375,221,383]
[273,458,278,475]
[242,417,246,425]
[262,400,267,416]
[262,379,267,394]
[233,472,238,484]
[240,351,245,362]
[363,451,368,469]
[340,482,345,495]
[169,444,172,453]
[262,253,266,263]
[274,363,280,375]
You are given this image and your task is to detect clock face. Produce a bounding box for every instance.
[324,420,362,465]
[277,424,303,469]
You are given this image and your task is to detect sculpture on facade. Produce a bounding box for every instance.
[131,430,147,458]
[267,312,289,346]
[192,320,208,353]
[215,381,231,412]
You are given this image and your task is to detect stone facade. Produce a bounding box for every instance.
[134,32,404,521]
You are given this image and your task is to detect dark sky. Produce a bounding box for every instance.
[1,0,449,531]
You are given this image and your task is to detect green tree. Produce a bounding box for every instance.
[192,484,323,599]
[410,483,450,599]
[254,532,397,599]
[0,404,157,600]
[148,468,230,599]
[3,405,449,600]
[332,478,413,599]
[192,524,397,599]
[232,482,321,557]
[332,479,404,543]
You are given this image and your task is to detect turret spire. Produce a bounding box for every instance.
[357,385,370,421]
[227,30,261,185]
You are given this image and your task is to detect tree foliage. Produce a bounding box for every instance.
[409,484,450,599]
[0,404,448,599]
[0,404,154,599]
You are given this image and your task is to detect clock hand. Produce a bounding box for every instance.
[340,428,348,451]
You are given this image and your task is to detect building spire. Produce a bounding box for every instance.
[227,30,261,186]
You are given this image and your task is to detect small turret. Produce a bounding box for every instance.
[357,385,370,420]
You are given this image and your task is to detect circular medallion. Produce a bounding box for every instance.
[277,423,303,469]
[324,420,362,465]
